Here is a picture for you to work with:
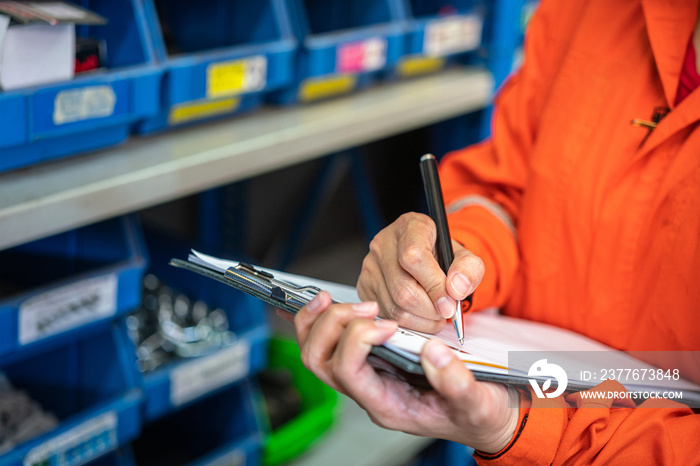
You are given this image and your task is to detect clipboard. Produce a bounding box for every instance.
[168,253,590,393]
[168,252,700,406]
[169,257,436,389]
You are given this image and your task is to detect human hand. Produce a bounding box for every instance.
[357,212,484,333]
[288,291,519,454]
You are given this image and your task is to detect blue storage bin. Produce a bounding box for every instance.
[0,324,142,466]
[0,0,162,173]
[132,232,269,421]
[131,380,263,466]
[0,215,147,360]
[270,0,406,103]
[135,0,296,133]
[395,0,486,78]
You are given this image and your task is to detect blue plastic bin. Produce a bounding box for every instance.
[395,0,486,78]
[270,0,406,103]
[135,0,296,133]
[0,215,147,360]
[132,231,269,421]
[131,380,263,466]
[0,0,162,173]
[0,324,142,466]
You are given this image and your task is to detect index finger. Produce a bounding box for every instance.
[396,216,456,319]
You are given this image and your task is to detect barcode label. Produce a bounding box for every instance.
[19,274,118,345]
[336,38,387,73]
[24,411,118,466]
[423,15,483,57]
[53,85,116,125]
[170,340,251,406]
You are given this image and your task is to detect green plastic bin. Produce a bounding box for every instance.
[262,336,342,465]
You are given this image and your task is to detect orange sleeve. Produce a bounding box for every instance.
[475,381,700,465]
[439,0,581,309]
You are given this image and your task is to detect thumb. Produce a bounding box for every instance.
[421,339,520,453]
[446,241,484,302]
[421,339,480,405]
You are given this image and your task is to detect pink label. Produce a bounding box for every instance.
[336,38,387,73]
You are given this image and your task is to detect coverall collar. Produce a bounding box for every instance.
[640,0,700,153]
[641,0,697,107]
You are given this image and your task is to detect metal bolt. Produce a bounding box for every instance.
[130,275,238,371]
[143,274,160,291]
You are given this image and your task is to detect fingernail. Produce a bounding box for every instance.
[451,273,471,297]
[423,340,453,369]
[352,301,378,315]
[437,297,456,318]
[306,293,325,314]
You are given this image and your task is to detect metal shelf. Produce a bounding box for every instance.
[0,67,492,251]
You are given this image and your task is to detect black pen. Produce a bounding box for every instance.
[420,153,465,345]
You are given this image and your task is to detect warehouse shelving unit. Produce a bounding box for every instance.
[0,0,162,172]
[0,68,492,252]
[0,0,539,462]
[0,68,491,466]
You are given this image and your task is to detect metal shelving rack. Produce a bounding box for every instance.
[0,0,539,462]
[0,68,492,252]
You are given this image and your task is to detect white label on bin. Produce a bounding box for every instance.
[24,411,118,466]
[19,274,118,345]
[423,15,483,57]
[170,340,251,407]
[336,37,387,73]
[207,55,267,98]
[53,85,116,125]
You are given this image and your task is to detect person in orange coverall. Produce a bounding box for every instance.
[287,0,700,463]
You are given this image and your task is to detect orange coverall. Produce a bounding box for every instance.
[440,0,700,463]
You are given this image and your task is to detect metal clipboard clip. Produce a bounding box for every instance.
[224,262,323,312]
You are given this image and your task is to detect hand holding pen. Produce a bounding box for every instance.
[420,154,472,344]
[356,155,483,336]
[294,155,514,453]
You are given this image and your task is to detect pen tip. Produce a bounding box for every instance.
[458,337,464,346]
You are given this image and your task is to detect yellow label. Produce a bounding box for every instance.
[208,61,246,97]
[168,97,240,125]
[298,75,357,102]
[397,56,446,78]
[206,56,267,98]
